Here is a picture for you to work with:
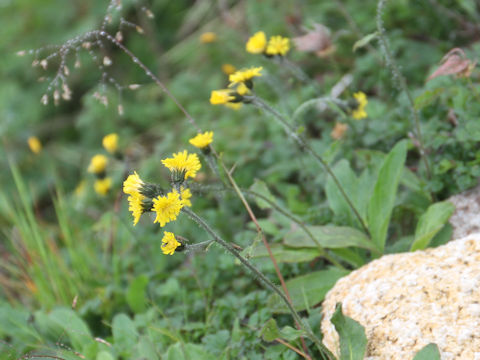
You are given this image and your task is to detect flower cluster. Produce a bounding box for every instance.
[351,92,368,120]
[209,67,263,108]
[246,31,290,57]
[124,147,204,255]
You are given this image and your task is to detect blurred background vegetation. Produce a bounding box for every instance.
[1,0,480,359]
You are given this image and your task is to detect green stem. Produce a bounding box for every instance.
[182,207,336,360]
[247,95,370,236]
[376,0,431,179]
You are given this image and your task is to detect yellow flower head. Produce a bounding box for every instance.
[235,82,250,96]
[28,136,42,154]
[123,171,145,196]
[88,154,108,174]
[94,177,112,195]
[221,63,236,75]
[210,90,235,105]
[102,133,118,154]
[128,192,146,225]
[352,92,368,120]
[162,150,201,180]
[246,31,267,54]
[200,32,217,44]
[152,191,185,227]
[225,102,243,110]
[161,232,181,255]
[178,186,192,207]
[189,131,213,149]
[266,36,290,56]
[229,66,263,84]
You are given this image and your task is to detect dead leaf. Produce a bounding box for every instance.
[427,48,476,81]
[293,23,334,57]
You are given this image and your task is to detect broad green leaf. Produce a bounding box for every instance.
[126,274,149,313]
[413,343,441,360]
[96,351,115,360]
[367,140,407,252]
[284,225,375,251]
[267,268,349,313]
[353,32,378,51]
[414,88,445,110]
[261,318,280,342]
[112,314,138,354]
[249,243,322,263]
[411,201,455,251]
[279,326,306,342]
[331,248,366,268]
[331,303,367,360]
[249,179,276,210]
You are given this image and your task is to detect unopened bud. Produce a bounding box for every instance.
[145,9,154,19]
[115,31,123,42]
[82,42,91,50]
[16,50,26,56]
[128,84,141,90]
[63,65,70,76]
[118,104,124,116]
[41,94,48,105]
[136,26,144,34]
[40,59,48,70]
[103,56,112,66]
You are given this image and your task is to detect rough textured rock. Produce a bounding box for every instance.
[449,184,480,239]
[321,234,480,360]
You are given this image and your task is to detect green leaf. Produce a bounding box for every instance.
[413,343,441,360]
[411,201,455,251]
[331,303,367,360]
[414,88,445,110]
[284,225,375,251]
[353,32,378,52]
[261,318,281,342]
[249,243,322,263]
[112,314,138,354]
[250,179,276,210]
[165,343,213,360]
[367,140,407,252]
[126,274,149,313]
[96,351,115,360]
[279,326,306,342]
[267,268,349,313]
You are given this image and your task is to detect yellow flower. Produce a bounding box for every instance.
[229,67,263,84]
[28,136,42,154]
[352,92,368,120]
[331,123,349,140]
[94,177,112,195]
[210,90,235,105]
[246,31,267,54]
[266,36,290,56]
[189,131,213,149]
[162,150,201,180]
[161,232,181,255]
[88,154,108,174]
[123,171,145,195]
[152,191,185,227]
[179,186,192,207]
[200,32,217,44]
[222,63,236,75]
[235,82,250,96]
[102,133,118,154]
[128,192,145,225]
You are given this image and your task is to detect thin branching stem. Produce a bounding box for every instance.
[376,0,431,179]
[182,207,336,360]
[247,95,370,236]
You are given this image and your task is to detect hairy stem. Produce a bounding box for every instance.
[375,0,431,179]
[182,207,335,360]
[248,95,370,236]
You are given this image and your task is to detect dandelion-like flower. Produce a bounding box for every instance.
[128,192,146,225]
[152,191,185,227]
[94,177,112,195]
[246,31,267,54]
[123,171,145,196]
[161,232,181,255]
[200,32,217,44]
[162,150,201,181]
[229,67,263,84]
[102,133,118,154]
[221,64,236,75]
[352,92,368,120]
[28,136,42,154]
[88,154,108,174]
[210,90,235,105]
[189,131,213,149]
[266,36,290,56]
